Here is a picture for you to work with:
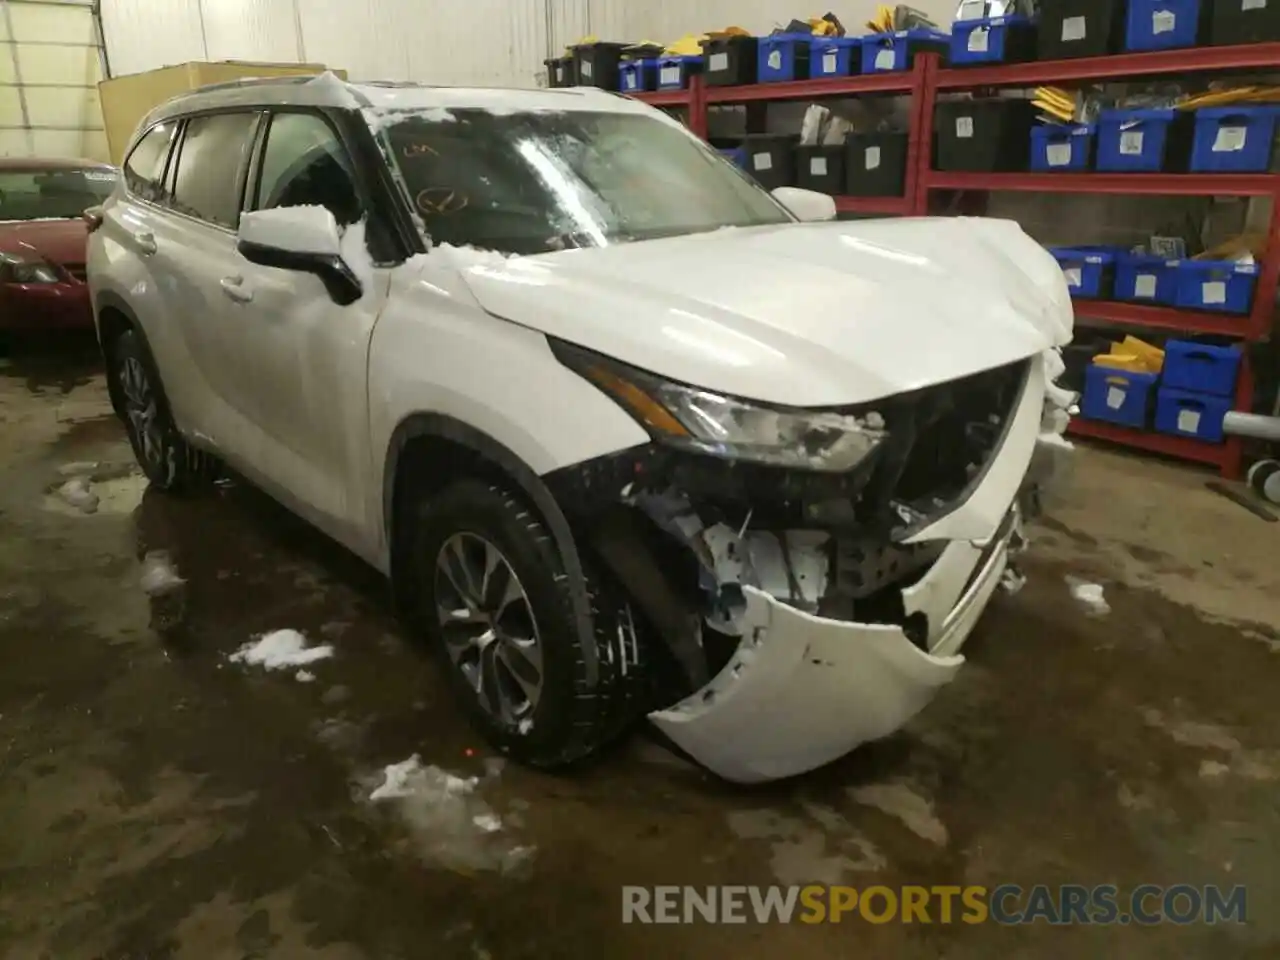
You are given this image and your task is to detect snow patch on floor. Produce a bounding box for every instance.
[365,754,533,874]
[140,550,184,596]
[1067,577,1110,615]
[229,629,334,669]
[847,781,949,847]
[295,670,316,683]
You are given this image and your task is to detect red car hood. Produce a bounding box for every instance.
[0,218,88,265]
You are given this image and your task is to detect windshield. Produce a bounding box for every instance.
[0,167,117,222]
[377,109,791,255]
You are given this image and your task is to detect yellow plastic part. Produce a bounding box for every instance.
[1092,353,1150,373]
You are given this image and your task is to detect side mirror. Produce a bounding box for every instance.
[771,187,838,223]
[237,206,363,306]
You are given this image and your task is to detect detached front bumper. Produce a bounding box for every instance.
[648,354,1051,783]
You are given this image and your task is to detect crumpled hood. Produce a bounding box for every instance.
[0,218,88,266]
[457,216,1073,407]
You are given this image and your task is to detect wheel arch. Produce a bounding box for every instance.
[383,412,600,684]
[94,292,165,420]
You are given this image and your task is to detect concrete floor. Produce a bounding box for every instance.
[2,343,1278,960]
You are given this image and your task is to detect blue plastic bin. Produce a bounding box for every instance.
[1154,387,1232,442]
[1030,124,1095,171]
[758,34,811,82]
[810,36,861,77]
[861,28,950,73]
[1096,108,1181,172]
[718,146,748,169]
[1049,246,1119,298]
[618,59,657,93]
[1125,0,1203,51]
[656,55,701,90]
[1189,106,1280,173]
[950,16,1034,64]
[1161,340,1242,397]
[1082,365,1157,428]
[1114,252,1178,304]
[1173,259,1258,314]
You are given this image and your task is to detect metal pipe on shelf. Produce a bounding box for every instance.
[1224,412,1280,442]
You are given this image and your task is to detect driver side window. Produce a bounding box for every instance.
[254,112,364,227]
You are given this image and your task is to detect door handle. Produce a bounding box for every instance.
[219,275,254,303]
[133,231,157,256]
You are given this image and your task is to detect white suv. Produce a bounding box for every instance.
[88,74,1075,783]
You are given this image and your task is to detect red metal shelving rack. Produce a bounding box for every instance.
[624,43,1279,478]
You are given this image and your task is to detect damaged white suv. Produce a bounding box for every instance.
[88,74,1075,783]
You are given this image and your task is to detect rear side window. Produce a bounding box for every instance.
[254,112,363,226]
[170,112,258,228]
[123,121,178,203]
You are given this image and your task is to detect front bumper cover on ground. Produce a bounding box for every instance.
[648,356,1050,783]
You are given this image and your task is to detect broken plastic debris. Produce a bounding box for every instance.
[139,550,185,596]
[229,629,335,669]
[1066,577,1110,615]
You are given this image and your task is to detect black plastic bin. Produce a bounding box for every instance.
[1210,0,1280,45]
[1036,0,1126,60]
[742,134,797,190]
[702,35,759,86]
[795,145,846,194]
[935,98,1036,172]
[545,56,576,87]
[845,132,909,196]
[574,42,628,90]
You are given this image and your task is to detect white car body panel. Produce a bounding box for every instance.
[461,216,1070,407]
[88,75,1078,785]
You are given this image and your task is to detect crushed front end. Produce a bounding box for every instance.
[546,345,1076,783]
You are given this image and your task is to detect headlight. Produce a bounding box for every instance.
[553,341,886,473]
[1,253,60,284]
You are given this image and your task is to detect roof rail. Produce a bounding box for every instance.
[190,74,321,95]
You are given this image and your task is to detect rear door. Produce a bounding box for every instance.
[158,110,264,449]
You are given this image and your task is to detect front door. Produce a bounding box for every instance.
[217,110,389,552]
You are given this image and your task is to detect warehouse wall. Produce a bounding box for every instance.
[1,0,107,159]
[100,0,960,85]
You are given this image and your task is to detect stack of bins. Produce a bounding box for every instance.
[1154,340,1241,443]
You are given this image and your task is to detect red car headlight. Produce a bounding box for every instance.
[1,253,61,284]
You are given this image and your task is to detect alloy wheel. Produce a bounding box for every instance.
[119,355,164,471]
[434,532,544,728]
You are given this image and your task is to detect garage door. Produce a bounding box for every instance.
[1,0,107,161]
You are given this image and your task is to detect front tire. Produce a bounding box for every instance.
[109,329,217,492]
[407,478,646,768]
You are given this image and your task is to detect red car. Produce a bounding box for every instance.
[1,157,118,331]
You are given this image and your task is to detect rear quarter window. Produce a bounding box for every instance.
[123,121,178,203]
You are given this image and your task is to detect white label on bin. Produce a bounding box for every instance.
[1062,16,1087,41]
[875,48,895,70]
[811,157,828,176]
[960,0,986,18]
[1120,130,1145,155]
[753,152,773,171]
[823,50,838,73]
[581,60,593,78]
[1152,10,1176,33]
[1134,274,1158,298]
[1242,0,1265,9]
[1202,280,1227,304]
[767,49,782,70]
[1106,386,1126,410]
[623,74,636,90]
[956,116,975,138]
[660,65,679,84]
[1047,143,1072,166]
[1213,125,1248,152]
[865,146,882,170]
[1177,408,1202,433]
[1064,266,1082,288]
[968,28,990,52]
[710,52,729,71]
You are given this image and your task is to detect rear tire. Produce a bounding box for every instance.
[406,478,647,768]
[109,329,218,492]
